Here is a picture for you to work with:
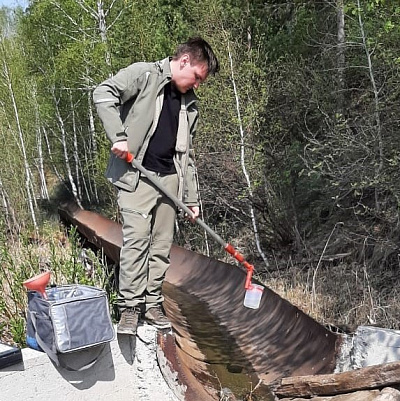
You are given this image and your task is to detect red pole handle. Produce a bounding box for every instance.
[225,244,254,289]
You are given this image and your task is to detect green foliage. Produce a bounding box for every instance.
[0,0,400,340]
[9,316,25,345]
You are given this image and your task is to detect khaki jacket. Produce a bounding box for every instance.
[93,57,199,206]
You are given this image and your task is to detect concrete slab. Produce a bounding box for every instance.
[352,326,400,369]
[0,324,179,401]
[336,325,400,372]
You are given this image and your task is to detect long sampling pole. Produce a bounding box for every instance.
[126,152,254,289]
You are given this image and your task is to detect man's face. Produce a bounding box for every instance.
[172,54,208,93]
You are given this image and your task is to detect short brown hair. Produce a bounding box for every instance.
[173,37,219,75]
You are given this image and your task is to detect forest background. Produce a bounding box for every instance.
[1,0,400,346]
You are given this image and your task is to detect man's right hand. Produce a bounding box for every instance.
[111,141,129,160]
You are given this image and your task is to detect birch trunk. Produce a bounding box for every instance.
[87,87,99,203]
[43,126,67,188]
[96,0,112,69]
[226,40,269,269]
[1,44,38,231]
[356,0,383,212]
[337,0,346,114]
[36,126,49,200]
[33,83,49,200]
[60,0,114,69]
[51,87,82,208]
[0,176,18,233]
[69,90,83,201]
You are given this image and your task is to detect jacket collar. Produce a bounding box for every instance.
[158,57,198,108]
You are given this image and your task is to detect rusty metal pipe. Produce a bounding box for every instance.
[58,202,341,401]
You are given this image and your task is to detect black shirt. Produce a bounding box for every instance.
[142,82,181,174]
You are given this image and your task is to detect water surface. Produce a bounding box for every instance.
[163,282,274,400]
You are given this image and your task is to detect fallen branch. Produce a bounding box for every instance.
[274,361,400,398]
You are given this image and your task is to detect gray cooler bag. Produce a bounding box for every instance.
[28,284,115,370]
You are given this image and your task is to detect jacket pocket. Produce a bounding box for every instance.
[105,154,140,191]
[120,207,149,219]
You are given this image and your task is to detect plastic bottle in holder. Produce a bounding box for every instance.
[243,284,264,309]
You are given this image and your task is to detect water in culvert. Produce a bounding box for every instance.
[163,282,274,401]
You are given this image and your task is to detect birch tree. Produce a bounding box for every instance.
[0,11,38,231]
[0,176,18,233]
[51,86,82,207]
[336,0,346,114]
[356,0,383,211]
[225,35,269,269]
[32,82,49,201]
[18,0,128,207]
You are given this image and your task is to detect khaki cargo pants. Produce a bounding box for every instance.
[117,172,178,312]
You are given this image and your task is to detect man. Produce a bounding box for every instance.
[93,37,219,335]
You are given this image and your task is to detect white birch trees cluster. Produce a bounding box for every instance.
[0,0,399,277]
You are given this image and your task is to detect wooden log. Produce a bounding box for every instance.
[274,361,400,398]
[279,389,379,401]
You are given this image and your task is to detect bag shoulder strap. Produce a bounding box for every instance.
[29,309,60,366]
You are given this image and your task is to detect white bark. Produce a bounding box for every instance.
[87,88,99,203]
[51,0,123,70]
[96,0,112,68]
[356,0,383,210]
[1,43,38,231]
[33,83,49,200]
[227,41,269,269]
[51,87,82,208]
[337,0,345,113]
[36,126,49,200]
[43,126,66,186]
[0,176,18,233]
[69,90,83,200]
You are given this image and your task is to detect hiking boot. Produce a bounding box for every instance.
[117,307,140,335]
[144,306,171,329]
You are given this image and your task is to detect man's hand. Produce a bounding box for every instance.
[187,206,200,222]
[111,141,129,160]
